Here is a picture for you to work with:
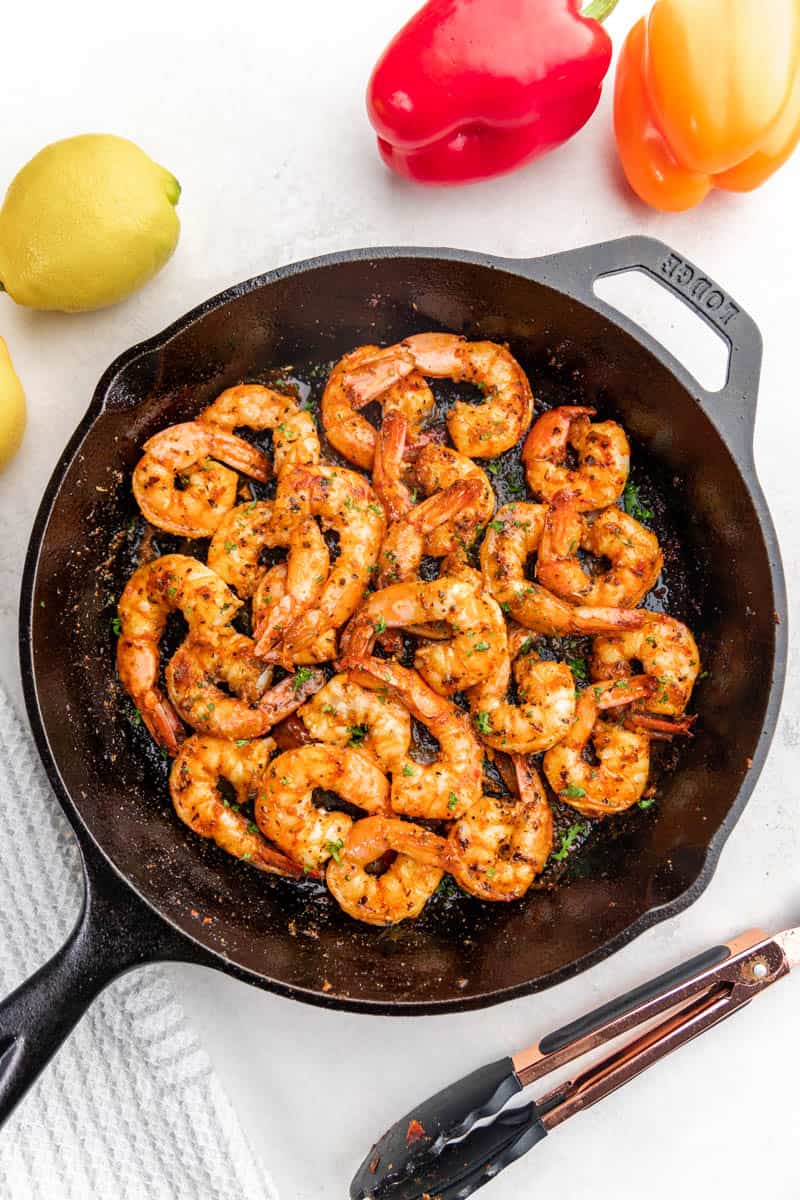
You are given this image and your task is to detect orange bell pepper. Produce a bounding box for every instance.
[614,0,800,211]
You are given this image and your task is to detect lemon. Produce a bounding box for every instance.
[0,134,180,312]
[0,338,26,469]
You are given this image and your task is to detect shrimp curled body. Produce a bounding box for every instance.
[326,816,444,926]
[132,422,270,537]
[169,735,304,877]
[522,406,629,510]
[346,658,483,819]
[255,744,390,870]
[117,554,241,754]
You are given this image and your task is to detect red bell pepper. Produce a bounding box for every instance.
[367,0,619,185]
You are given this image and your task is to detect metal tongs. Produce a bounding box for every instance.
[351,923,800,1199]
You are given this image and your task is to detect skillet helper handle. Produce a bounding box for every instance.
[351,1057,523,1198]
[0,836,197,1132]
[522,235,762,444]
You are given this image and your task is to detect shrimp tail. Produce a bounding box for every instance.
[572,606,645,634]
[343,349,416,407]
[625,712,696,739]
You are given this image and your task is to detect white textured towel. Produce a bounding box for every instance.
[0,683,277,1200]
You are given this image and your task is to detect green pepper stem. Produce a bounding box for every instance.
[582,0,621,22]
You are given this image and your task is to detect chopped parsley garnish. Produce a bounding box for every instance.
[638,796,656,810]
[111,616,122,635]
[447,792,458,812]
[240,852,254,862]
[292,666,314,693]
[567,657,588,681]
[402,764,414,777]
[488,520,504,533]
[560,783,586,799]
[223,541,236,555]
[552,821,591,862]
[348,724,368,746]
[326,838,344,864]
[473,640,490,652]
[621,482,653,522]
[235,739,250,747]
[374,617,387,635]
[474,711,492,736]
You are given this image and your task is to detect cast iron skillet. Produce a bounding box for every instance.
[0,236,786,1131]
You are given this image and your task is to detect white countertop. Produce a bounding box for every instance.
[2,2,799,1196]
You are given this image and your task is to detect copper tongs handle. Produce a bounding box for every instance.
[517,927,791,1130]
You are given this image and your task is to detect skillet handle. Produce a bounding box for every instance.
[0,833,201,1132]
[518,235,762,453]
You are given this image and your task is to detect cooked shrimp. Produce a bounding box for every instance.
[297,673,411,773]
[372,409,414,524]
[132,421,270,537]
[346,334,533,458]
[591,612,701,716]
[117,555,241,753]
[255,745,390,870]
[200,383,320,475]
[252,518,331,666]
[341,576,507,695]
[264,463,384,659]
[251,563,337,665]
[467,624,575,754]
[413,442,496,557]
[522,406,629,511]
[166,629,324,739]
[207,500,274,598]
[480,503,644,636]
[325,816,444,926]
[345,658,483,818]
[537,492,663,608]
[447,756,553,901]
[377,478,483,587]
[543,676,658,818]
[170,735,304,877]
[322,346,435,471]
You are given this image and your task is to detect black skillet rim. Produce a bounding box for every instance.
[17,242,789,1015]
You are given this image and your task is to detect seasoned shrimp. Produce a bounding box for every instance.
[166,628,324,739]
[537,492,663,608]
[251,563,337,664]
[132,421,270,537]
[447,756,553,901]
[543,676,658,818]
[345,658,483,818]
[207,500,274,597]
[345,334,533,458]
[522,406,629,511]
[170,735,304,877]
[252,518,331,665]
[322,346,435,471]
[341,577,507,695]
[372,409,414,523]
[264,464,384,658]
[117,555,241,753]
[467,624,575,754]
[480,503,644,636]
[413,442,496,558]
[377,478,483,587]
[325,816,444,926]
[255,745,390,870]
[591,612,701,716]
[200,383,320,475]
[297,673,411,773]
